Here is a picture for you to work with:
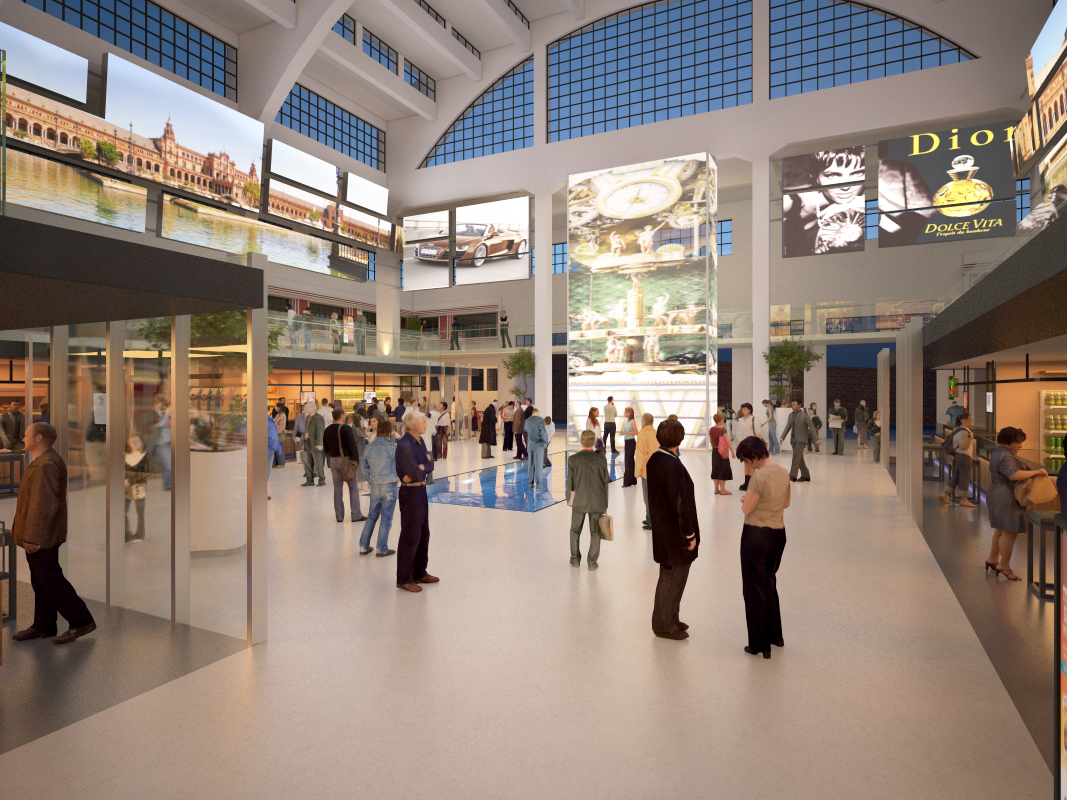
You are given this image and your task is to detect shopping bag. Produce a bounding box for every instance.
[1014,475,1059,507]
[598,515,614,541]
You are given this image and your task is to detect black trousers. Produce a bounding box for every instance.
[396,485,431,585]
[740,524,786,653]
[503,421,514,450]
[515,431,528,458]
[652,562,691,633]
[623,438,637,486]
[28,545,94,633]
[603,422,617,452]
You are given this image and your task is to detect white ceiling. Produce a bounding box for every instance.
[939,334,1067,369]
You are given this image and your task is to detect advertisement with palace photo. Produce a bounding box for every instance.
[567,154,716,448]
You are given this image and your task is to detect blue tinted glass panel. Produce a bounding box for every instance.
[420,57,533,168]
[769,0,975,99]
[548,0,754,143]
[276,84,386,172]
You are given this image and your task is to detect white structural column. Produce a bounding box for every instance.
[877,347,891,468]
[534,189,553,410]
[751,158,771,406]
[904,320,924,526]
[50,325,69,572]
[171,315,191,625]
[247,260,269,646]
[376,281,402,357]
[105,321,125,606]
[238,0,354,122]
[807,344,827,418]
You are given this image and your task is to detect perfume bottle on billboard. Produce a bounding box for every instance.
[933,155,994,217]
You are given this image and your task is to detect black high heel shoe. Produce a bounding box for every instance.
[744,646,771,659]
[984,561,998,573]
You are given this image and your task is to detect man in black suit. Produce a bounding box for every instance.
[395,411,438,593]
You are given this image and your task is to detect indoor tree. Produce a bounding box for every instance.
[502,348,536,401]
[762,339,822,404]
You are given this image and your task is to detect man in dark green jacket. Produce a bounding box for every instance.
[302,400,326,486]
[780,400,820,482]
[566,430,610,570]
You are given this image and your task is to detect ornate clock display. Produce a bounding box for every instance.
[594,175,684,220]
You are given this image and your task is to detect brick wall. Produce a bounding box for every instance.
[828,365,935,427]
[718,361,732,406]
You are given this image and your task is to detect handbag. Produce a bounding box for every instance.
[716,431,729,458]
[334,425,358,483]
[598,514,614,541]
[1013,475,1058,507]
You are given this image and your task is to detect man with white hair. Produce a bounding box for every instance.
[302,399,326,486]
[395,409,438,593]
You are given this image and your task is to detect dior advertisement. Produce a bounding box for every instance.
[567,153,716,449]
[878,122,1017,247]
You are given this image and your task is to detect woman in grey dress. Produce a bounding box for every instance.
[985,427,1047,581]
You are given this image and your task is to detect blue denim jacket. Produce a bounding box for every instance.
[361,437,398,485]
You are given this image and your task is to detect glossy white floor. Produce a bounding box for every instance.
[0,435,1051,798]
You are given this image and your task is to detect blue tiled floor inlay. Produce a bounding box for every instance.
[427,450,620,512]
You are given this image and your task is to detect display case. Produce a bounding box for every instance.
[1040,389,1067,474]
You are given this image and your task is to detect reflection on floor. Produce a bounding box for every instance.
[427,449,620,511]
[0,582,244,754]
[920,474,1056,770]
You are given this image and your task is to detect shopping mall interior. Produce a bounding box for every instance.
[1,0,1066,797]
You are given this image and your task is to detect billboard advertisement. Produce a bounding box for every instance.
[1014,4,1067,178]
[1026,2,1067,99]
[878,123,1017,247]
[104,54,264,211]
[0,21,88,103]
[5,147,146,231]
[346,171,389,216]
[568,154,715,449]
[782,148,866,257]
[402,210,451,291]
[453,198,530,286]
[269,139,338,197]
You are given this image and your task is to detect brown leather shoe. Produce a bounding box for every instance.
[653,629,688,640]
[52,621,97,645]
[415,574,440,584]
[396,582,422,592]
[13,626,56,641]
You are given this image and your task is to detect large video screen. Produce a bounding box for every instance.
[104,54,264,211]
[878,123,1016,247]
[782,148,866,257]
[402,210,451,291]
[5,147,146,231]
[161,193,360,280]
[0,21,88,103]
[346,171,389,216]
[1027,3,1067,99]
[269,139,338,197]
[567,153,716,449]
[453,198,530,286]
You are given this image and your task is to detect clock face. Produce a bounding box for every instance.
[594,176,683,219]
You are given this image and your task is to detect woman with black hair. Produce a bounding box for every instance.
[985,427,1047,581]
[736,435,791,659]
[646,419,699,640]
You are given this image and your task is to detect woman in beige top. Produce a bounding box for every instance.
[737,435,791,659]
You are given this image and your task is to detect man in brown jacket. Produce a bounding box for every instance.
[12,422,96,644]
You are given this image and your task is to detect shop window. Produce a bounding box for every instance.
[419,318,440,335]
[548,0,753,143]
[452,313,497,338]
[472,369,485,392]
[1017,178,1031,223]
[276,83,385,171]
[20,0,238,101]
[770,0,974,99]
[487,368,498,392]
[420,57,532,168]
[267,296,291,314]
[309,303,344,319]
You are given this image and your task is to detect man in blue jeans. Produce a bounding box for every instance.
[359,418,398,557]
